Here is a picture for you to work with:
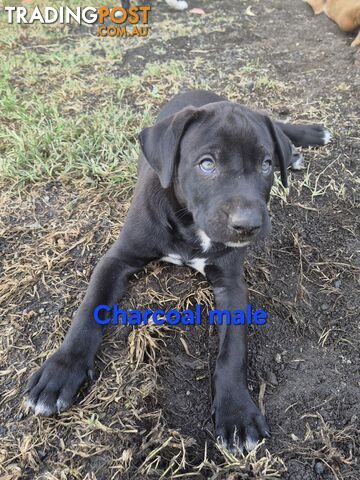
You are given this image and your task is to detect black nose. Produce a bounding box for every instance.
[229,209,261,235]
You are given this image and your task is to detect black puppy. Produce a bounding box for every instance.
[25,90,330,451]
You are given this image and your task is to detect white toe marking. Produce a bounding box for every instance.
[161,253,183,266]
[322,129,332,145]
[165,0,188,10]
[34,401,53,416]
[26,399,36,411]
[197,229,212,252]
[187,257,206,275]
[245,437,258,452]
[225,241,250,248]
[56,398,68,413]
[291,156,305,170]
[216,435,227,449]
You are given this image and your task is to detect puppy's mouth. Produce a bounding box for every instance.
[199,216,271,247]
[194,207,271,249]
[224,229,260,247]
[224,239,251,248]
[199,226,261,248]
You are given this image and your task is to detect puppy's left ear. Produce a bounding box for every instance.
[139,106,198,189]
[265,118,292,188]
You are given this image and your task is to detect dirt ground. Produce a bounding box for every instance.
[1,0,359,479]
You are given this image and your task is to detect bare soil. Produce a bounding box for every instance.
[1,0,359,479]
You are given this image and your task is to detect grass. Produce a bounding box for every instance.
[0,89,153,185]
[0,3,186,187]
[0,39,186,186]
[0,1,294,189]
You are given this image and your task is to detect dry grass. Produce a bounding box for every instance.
[1,0,359,479]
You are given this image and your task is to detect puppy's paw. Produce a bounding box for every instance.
[306,125,332,146]
[290,145,305,170]
[321,128,332,145]
[212,392,270,453]
[25,350,93,416]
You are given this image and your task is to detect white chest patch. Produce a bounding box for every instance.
[161,254,207,276]
[197,229,212,252]
[161,253,183,266]
[187,257,207,275]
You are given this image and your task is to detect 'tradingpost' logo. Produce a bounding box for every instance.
[4,5,151,38]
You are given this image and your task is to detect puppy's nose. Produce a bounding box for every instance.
[229,209,261,235]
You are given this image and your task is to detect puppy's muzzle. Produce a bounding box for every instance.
[228,208,262,239]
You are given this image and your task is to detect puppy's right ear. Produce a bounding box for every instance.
[139,106,198,189]
[264,117,292,188]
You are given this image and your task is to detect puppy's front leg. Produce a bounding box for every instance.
[209,265,270,452]
[25,234,154,416]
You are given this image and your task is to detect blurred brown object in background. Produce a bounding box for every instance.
[304,0,360,46]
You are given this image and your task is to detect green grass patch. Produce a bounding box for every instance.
[0,80,153,185]
[0,7,186,187]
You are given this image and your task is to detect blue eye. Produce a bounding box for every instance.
[199,157,216,174]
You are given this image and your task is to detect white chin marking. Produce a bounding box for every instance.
[161,253,183,266]
[245,437,258,452]
[188,257,206,276]
[322,129,332,145]
[166,0,188,10]
[198,229,212,252]
[225,241,250,248]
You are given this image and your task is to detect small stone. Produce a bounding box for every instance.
[268,371,278,385]
[39,308,44,314]
[314,461,325,474]
[38,449,47,460]
[186,390,190,396]
[246,81,254,91]
[321,304,328,311]
[275,353,282,364]
[335,280,341,289]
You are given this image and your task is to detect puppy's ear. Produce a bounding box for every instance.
[139,106,198,189]
[265,118,292,188]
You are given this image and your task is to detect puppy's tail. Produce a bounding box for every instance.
[275,121,332,148]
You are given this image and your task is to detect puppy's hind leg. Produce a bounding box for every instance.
[289,144,305,171]
[275,121,332,148]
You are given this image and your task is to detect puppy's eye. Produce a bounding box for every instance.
[261,155,272,175]
[199,157,216,174]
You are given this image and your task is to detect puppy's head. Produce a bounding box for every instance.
[139,101,292,246]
